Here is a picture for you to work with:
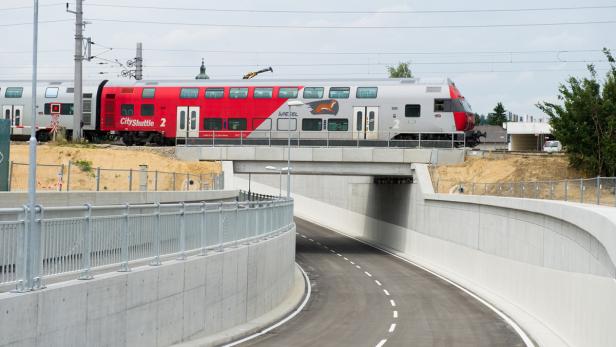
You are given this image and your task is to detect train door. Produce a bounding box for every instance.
[352,106,379,140]
[176,106,199,138]
[2,105,24,127]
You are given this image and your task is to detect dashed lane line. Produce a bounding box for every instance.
[375,280,382,286]
[393,310,398,318]
[388,323,396,333]
[390,300,396,307]
[364,271,372,277]
[383,289,390,296]
[376,339,387,347]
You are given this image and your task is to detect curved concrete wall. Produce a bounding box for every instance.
[0,230,295,347]
[226,162,616,347]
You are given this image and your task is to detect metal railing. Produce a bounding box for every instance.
[6,161,224,192]
[434,177,616,207]
[176,131,467,149]
[0,195,294,292]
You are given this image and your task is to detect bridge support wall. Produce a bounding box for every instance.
[0,229,296,347]
[225,161,616,347]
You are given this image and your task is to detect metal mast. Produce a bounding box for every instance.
[69,0,84,141]
[135,42,143,80]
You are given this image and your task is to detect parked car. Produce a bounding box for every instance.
[543,140,562,153]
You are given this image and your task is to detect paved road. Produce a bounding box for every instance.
[242,218,526,347]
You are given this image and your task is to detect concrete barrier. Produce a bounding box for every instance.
[0,190,238,208]
[0,229,296,347]
[226,162,616,347]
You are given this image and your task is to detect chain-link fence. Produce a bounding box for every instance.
[434,177,616,207]
[0,195,293,292]
[7,161,223,192]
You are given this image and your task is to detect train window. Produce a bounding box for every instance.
[205,88,225,99]
[277,118,297,131]
[278,87,298,99]
[204,118,223,130]
[252,118,271,130]
[405,104,421,118]
[121,104,135,116]
[5,87,23,98]
[142,88,156,99]
[434,99,452,112]
[228,118,247,130]
[303,87,324,99]
[141,104,155,116]
[229,88,249,99]
[357,87,378,99]
[356,111,363,131]
[254,88,273,99]
[329,87,350,99]
[302,118,323,131]
[60,104,74,115]
[180,88,199,99]
[328,119,349,131]
[368,112,375,131]
[66,88,74,93]
[45,87,59,98]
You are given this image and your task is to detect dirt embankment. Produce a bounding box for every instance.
[8,143,221,191]
[432,153,583,185]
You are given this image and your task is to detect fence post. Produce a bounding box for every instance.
[154,170,159,192]
[173,172,176,191]
[200,202,207,255]
[128,169,133,192]
[564,180,568,201]
[95,167,101,191]
[67,161,72,192]
[7,161,13,191]
[139,165,148,192]
[234,201,239,247]
[186,173,190,191]
[596,176,601,205]
[14,206,27,292]
[119,203,130,272]
[14,204,43,292]
[57,164,64,192]
[151,203,161,266]
[178,202,186,260]
[580,179,584,203]
[218,202,224,251]
[79,204,93,280]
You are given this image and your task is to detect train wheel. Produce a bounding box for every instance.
[122,134,135,146]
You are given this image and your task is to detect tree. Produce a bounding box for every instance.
[488,102,508,126]
[387,62,413,78]
[537,48,616,176]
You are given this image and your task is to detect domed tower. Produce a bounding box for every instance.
[195,59,210,80]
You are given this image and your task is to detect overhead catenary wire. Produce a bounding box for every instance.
[83,3,616,15]
[84,18,616,30]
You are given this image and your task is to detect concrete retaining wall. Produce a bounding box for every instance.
[0,190,238,208]
[0,229,296,347]
[225,161,616,347]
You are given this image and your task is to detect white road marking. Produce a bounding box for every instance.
[301,235,307,239]
[393,311,398,318]
[383,289,390,296]
[375,280,382,286]
[390,300,396,307]
[308,238,314,242]
[343,257,348,261]
[329,228,535,347]
[324,245,328,249]
[356,265,361,269]
[350,261,355,265]
[337,253,342,257]
[389,323,396,333]
[330,250,336,253]
[364,271,372,277]
[316,242,321,245]
[376,339,387,347]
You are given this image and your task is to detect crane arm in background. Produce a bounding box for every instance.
[243,67,273,79]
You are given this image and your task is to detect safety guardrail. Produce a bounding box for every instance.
[434,177,616,207]
[176,131,467,149]
[0,197,294,292]
[6,161,223,192]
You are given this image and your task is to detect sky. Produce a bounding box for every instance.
[1,0,615,119]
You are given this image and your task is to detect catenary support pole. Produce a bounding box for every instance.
[72,0,83,141]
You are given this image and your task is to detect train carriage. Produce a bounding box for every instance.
[1,77,475,145]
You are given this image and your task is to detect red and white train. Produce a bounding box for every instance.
[0,78,476,145]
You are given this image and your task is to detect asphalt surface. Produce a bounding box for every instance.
[241,218,526,347]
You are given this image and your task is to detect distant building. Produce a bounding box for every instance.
[195,59,210,80]
[504,122,553,151]
[473,125,508,150]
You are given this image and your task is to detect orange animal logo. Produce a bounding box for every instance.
[307,100,339,115]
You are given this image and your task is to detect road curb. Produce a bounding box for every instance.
[173,263,309,347]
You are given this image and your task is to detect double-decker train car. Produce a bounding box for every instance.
[1,77,475,145]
